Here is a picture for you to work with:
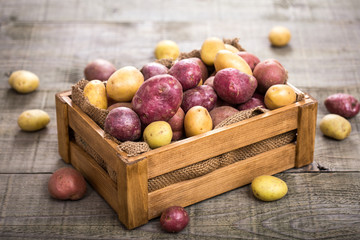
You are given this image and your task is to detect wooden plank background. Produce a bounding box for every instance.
[0,0,359,239]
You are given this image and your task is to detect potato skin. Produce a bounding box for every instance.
[48,167,87,200]
[264,84,296,110]
[320,114,351,140]
[84,59,116,81]
[83,80,108,109]
[251,175,288,201]
[188,57,209,82]
[210,106,239,127]
[237,52,261,71]
[18,109,50,131]
[184,106,213,137]
[214,68,257,105]
[143,121,173,149]
[324,93,360,118]
[140,62,168,81]
[238,93,265,111]
[169,59,202,90]
[214,50,253,76]
[9,70,39,93]
[200,37,225,66]
[181,85,217,113]
[269,26,291,47]
[253,59,288,93]
[132,74,183,126]
[167,107,185,141]
[104,107,142,141]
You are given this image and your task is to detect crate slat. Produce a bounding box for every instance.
[55,91,71,163]
[147,143,296,219]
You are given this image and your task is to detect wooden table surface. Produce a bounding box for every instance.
[1,0,359,239]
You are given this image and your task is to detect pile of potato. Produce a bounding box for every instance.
[83,37,298,149]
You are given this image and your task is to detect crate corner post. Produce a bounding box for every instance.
[55,91,71,164]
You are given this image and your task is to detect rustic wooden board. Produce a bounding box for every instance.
[0,0,360,238]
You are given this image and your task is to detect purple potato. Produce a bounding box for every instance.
[167,107,185,141]
[237,52,261,71]
[237,93,265,110]
[213,68,257,104]
[140,62,168,80]
[84,59,116,81]
[169,59,202,90]
[160,206,189,233]
[104,107,142,141]
[132,74,183,125]
[203,76,215,88]
[210,106,239,126]
[325,93,360,118]
[253,59,288,93]
[181,85,217,112]
[188,57,209,82]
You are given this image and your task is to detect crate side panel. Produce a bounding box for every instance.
[69,141,120,213]
[55,92,71,163]
[148,143,296,219]
[147,107,298,179]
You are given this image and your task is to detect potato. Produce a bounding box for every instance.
[319,114,351,140]
[169,59,202,90]
[251,175,288,201]
[167,107,185,141]
[181,85,217,112]
[200,37,225,66]
[213,68,257,104]
[132,74,183,125]
[104,107,142,141]
[83,80,108,109]
[106,66,144,102]
[143,121,173,149]
[160,206,189,233]
[48,167,87,200]
[188,57,209,82]
[18,109,50,132]
[269,26,291,47]
[140,62,168,81]
[155,40,180,60]
[184,106,213,137]
[236,52,261,71]
[107,102,133,111]
[264,84,296,110]
[8,70,39,93]
[224,43,240,53]
[237,93,265,111]
[203,76,215,88]
[84,59,116,81]
[253,59,288,93]
[210,106,239,127]
[214,50,253,76]
[324,93,360,118]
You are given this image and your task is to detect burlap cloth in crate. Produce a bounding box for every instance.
[71,39,296,192]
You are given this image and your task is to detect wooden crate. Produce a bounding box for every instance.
[55,83,317,229]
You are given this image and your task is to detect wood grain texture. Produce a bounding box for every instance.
[0,0,360,238]
[55,91,70,163]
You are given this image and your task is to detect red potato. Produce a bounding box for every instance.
[213,68,258,104]
[253,59,288,93]
[132,74,183,125]
[84,59,116,81]
[48,167,87,200]
[237,93,265,110]
[104,107,142,141]
[140,62,168,81]
[324,93,360,118]
[181,85,217,112]
[237,52,261,71]
[107,102,133,111]
[203,76,215,88]
[169,59,202,90]
[167,107,185,141]
[160,206,189,233]
[188,57,209,82]
[210,106,239,126]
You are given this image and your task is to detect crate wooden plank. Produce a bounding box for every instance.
[117,159,149,229]
[69,141,120,213]
[295,96,318,168]
[147,143,296,219]
[55,91,71,163]
[67,99,122,172]
[144,105,299,179]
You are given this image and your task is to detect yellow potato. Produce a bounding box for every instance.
[269,26,291,47]
[264,84,296,110]
[143,121,173,149]
[251,175,288,201]
[18,109,50,132]
[200,37,225,66]
[83,80,108,109]
[106,66,144,102]
[8,70,39,93]
[184,106,213,137]
[224,43,240,53]
[214,50,253,76]
[320,114,351,140]
[154,40,180,60]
